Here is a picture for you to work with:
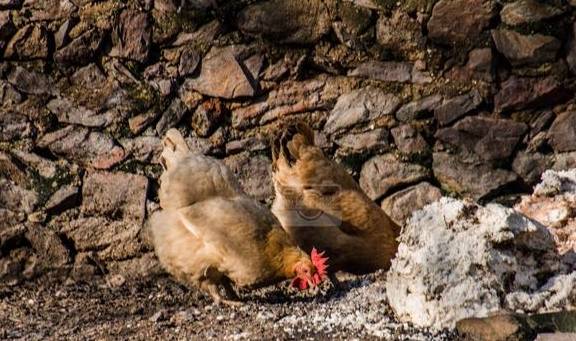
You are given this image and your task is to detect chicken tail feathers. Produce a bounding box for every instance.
[272,121,314,169]
[161,128,190,170]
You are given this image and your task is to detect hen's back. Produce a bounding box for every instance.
[159,129,244,209]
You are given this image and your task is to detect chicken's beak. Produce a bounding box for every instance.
[306,277,315,289]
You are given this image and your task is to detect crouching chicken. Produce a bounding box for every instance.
[151,129,328,304]
[271,122,400,274]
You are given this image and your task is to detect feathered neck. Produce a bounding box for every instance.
[263,228,309,279]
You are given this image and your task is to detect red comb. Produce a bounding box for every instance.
[311,247,329,285]
[290,247,329,290]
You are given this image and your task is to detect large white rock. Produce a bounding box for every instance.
[386,197,559,329]
[516,169,576,256]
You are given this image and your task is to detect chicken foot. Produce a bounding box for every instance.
[199,268,242,306]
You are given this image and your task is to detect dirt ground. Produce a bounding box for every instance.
[0,271,459,340]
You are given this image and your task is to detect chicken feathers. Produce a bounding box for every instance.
[271,122,400,274]
[151,129,325,304]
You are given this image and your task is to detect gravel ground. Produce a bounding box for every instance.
[0,271,459,340]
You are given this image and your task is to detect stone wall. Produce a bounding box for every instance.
[1,0,576,283]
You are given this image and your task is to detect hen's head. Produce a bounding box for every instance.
[291,248,329,290]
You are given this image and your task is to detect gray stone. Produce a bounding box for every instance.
[348,61,412,83]
[54,18,75,49]
[0,222,25,247]
[224,152,273,202]
[376,9,424,57]
[105,252,161,279]
[495,76,566,113]
[191,99,223,137]
[54,28,103,65]
[25,224,70,267]
[0,151,26,185]
[62,217,141,256]
[120,136,162,164]
[0,12,15,50]
[527,111,556,140]
[359,154,430,201]
[128,109,161,135]
[512,151,553,185]
[435,116,528,161]
[391,124,429,155]
[553,152,576,172]
[172,20,222,47]
[335,129,389,154]
[110,10,152,63]
[0,0,22,9]
[492,29,561,66]
[178,46,200,77]
[0,179,38,214]
[44,185,80,214]
[24,0,77,21]
[237,0,331,44]
[548,112,576,153]
[81,171,148,225]
[568,23,576,75]
[427,0,494,44]
[0,80,23,106]
[232,76,353,129]
[387,197,557,329]
[156,98,188,136]
[37,126,126,170]
[432,152,518,200]
[0,112,32,141]
[7,66,51,95]
[501,0,563,26]
[515,169,576,256]
[70,63,107,88]
[536,333,576,341]
[457,312,576,341]
[47,97,118,127]
[69,252,102,280]
[0,247,36,285]
[330,1,373,48]
[225,137,267,155]
[187,45,259,99]
[3,24,49,60]
[325,86,400,134]
[381,182,442,226]
[434,90,482,126]
[185,136,214,155]
[396,95,442,122]
[446,49,494,83]
[10,150,57,178]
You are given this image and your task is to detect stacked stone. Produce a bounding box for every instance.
[1,0,575,283]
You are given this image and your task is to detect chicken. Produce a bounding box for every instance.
[271,122,400,274]
[150,129,328,304]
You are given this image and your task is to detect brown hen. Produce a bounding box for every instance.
[151,129,327,305]
[271,122,400,274]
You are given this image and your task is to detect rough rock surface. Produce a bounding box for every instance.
[360,154,430,200]
[427,0,494,44]
[435,116,528,161]
[237,0,331,44]
[187,46,259,99]
[381,182,442,226]
[516,170,576,256]
[433,152,518,200]
[501,0,563,26]
[386,197,560,329]
[492,29,561,66]
[325,86,400,134]
[548,112,576,153]
[0,3,575,337]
